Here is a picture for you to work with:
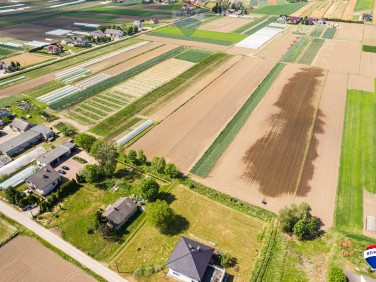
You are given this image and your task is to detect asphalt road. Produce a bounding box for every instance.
[0,201,128,282]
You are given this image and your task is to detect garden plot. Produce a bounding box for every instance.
[2,53,50,68]
[235,26,285,49]
[38,85,80,104]
[75,73,111,90]
[55,67,91,83]
[113,58,194,98]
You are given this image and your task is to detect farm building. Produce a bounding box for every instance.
[61,38,73,46]
[0,155,12,167]
[26,165,61,196]
[89,30,106,40]
[166,237,226,282]
[36,140,76,167]
[0,109,10,119]
[149,18,159,24]
[105,29,124,39]
[0,166,38,190]
[103,197,137,230]
[9,118,33,132]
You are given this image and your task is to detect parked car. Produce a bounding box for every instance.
[58,169,66,174]
[62,166,69,170]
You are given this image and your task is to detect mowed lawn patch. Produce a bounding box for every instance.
[298,38,325,65]
[354,0,374,11]
[191,63,285,177]
[150,26,247,46]
[111,185,266,281]
[251,2,306,15]
[363,45,376,52]
[335,89,376,232]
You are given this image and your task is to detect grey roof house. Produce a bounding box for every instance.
[0,109,10,119]
[166,237,225,282]
[30,124,54,140]
[9,118,33,132]
[103,197,137,230]
[37,140,75,167]
[105,29,124,38]
[26,165,61,196]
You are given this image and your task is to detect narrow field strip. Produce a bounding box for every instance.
[74,107,102,121]
[298,38,325,65]
[174,49,213,63]
[321,28,336,39]
[87,101,114,113]
[191,63,285,177]
[309,26,325,37]
[251,2,306,15]
[244,16,278,35]
[281,36,311,63]
[68,111,92,125]
[78,104,108,117]
[232,16,268,33]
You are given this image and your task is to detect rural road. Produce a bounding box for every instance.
[0,201,128,282]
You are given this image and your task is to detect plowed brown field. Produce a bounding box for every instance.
[198,17,252,33]
[129,57,275,172]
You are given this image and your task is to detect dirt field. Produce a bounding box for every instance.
[261,33,300,61]
[198,64,326,216]
[0,23,61,41]
[130,57,275,172]
[324,1,340,18]
[0,73,54,97]
[294,71,347,228]
[363,24,376,46]
[335,22,364,41]
[348,74,375,92]
[198,17,252,33]
[0,236,96,282]
[342,0,356,20]
[3,53,51,68]
[312,40,361,74]
[225,46,257,56]
[360,51,376,77]
[291,2,316,17]
[310,1,331,18]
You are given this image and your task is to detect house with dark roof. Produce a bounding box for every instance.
[9,118,33,132]
[90,30,106,40]
[103,197,137,230]
[26,165,61,196]
[36,140,75,167]
[30,124,54,140]
[166,237,226,282]
[0,109,10,119]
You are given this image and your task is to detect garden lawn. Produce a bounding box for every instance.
[191,63,285,177]
[111,185,266,281]
[298,38,324,65]
[0,218,17,244]
[354,0,374,11]
[150,26,247,46]
[251,3,306,15]
[335,89,376,232]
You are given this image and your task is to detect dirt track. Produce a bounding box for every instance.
[130,57,275,172]
[0,236,96,282]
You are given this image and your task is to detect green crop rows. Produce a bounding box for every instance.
[354,0,374,12]
[281,36,310,63]
[335,88,376,233]
[191,63,285,177]
[175,49,213,63]
[310,26,325,37]
[322,28,336,39]
[298,38,324,65]
[49,46,186,110]
[251,3,306,15]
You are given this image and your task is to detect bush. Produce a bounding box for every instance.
[72,156,87,164]
[164,163,179,178]
[74,133,97,151]
[55,122,77,137]
[139,178,160,202]
[328,267,348,282]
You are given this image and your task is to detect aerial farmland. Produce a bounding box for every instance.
[1,0,376,281]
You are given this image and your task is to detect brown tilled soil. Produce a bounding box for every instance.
[348,74,374,92]
[360,51,376,77]
[342,0,356,20]
[324,1,340,18]
[0,73,54,97]
[312,40,361,74]
[0,23,61,41]
[0,236,96,282]
[262,34,300,61]
[197,17,252,33]
[363,24,376,45]
[335,22,364,41]
[130,57,275,172]
[290,2,316,17]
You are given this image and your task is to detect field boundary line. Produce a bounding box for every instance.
[292,69,329,203]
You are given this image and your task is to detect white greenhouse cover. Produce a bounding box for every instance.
[366,216,376,232]
[0,165,37,190]
[116,120,154,146]
[0,147,47,177]
[235,26,283,49]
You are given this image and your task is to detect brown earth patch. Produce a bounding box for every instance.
[198,17,252,33]
[335,22,364,41]
[363,24,376,45]
[262,33,300,61]
[360,51,376,77]
[291,2,316,17]
[343,0,356,20]
[348,74,374,92]
[3,53,52,68]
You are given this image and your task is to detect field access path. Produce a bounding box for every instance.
[0,201,128,282]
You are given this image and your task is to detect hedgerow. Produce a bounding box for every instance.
[49,46,186,110]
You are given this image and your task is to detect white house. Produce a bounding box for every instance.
[26,165,61,196]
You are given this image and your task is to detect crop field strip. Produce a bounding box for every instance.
[251,2,306,15]
[191,63,285,177]
[81,6,172,16]
[232,16,268,34]
[90,52,228,138]
[298,38,325,65]
[244,16,278,35]
[310,26,325,38]
[281,36,311,63]
[49,46,186,110]
[174,49,213,63]
[354,0,374,11]
[321,28,336,39]
[335,88,376,232]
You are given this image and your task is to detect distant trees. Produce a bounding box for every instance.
[147,200,174,231]
[278,202,319,240]
[151,156,166,173]
[4,61,21,73]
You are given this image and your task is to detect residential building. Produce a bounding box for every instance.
[133,21,143,31]
[36,140,75,167]
[90,30,106,40]
[26,165,61,196]
[166,237,226,282]
[104,29,124,39]
[61,38,73,46]
[103,197,137,230]
[0,130,41,157]
[73,36,89,47]
[9,118,33,132]
[149,18,159,24]
[30,124,54,140]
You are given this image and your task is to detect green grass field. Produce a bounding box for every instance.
[363,45,376,53]
[281,36,310,63]
[150,26,247,46]
[298,38,324,65]
[191,63,285,177]
[354,0,374,11]
[251,2,306,15]
[0,47,13,57]
[335,89,376,232]
[157,2,185,10]
[111,185,266,281]
[174,48,213,63]
[322,28,336,39]
[82,6,171,16]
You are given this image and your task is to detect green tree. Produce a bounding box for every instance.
[89,139,104,156]
[5,186,18,205]
[151,156,166,173]
[137,149,147,165]
[74,133,97,151]
[218,252,237,268]
[127,149,138,164]
[92,141,118,177]
[328,267,347,282]
[146,200,174,231]
[139,178,160,201]
[164,163,179,178]
[81,164,102,183]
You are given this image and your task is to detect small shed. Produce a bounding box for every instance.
[366,216,376,233]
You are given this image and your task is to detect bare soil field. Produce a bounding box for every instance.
[332,1,349,19]
[149,55,242,121]
[138,34,230,51]
[262,33,300,61]
[198,17,252,33]
[310,1,331,18]
[199,64,326,215]
[86,41,162,73]
[294,71,347,228]
[348,74,374,92]
[33,16,102,28]
[291,2,316,17]
[324,1,340,18]
[225,46,257,56]
[342,0,356,19]
[363,190,376,238]
[360,51,376,77]
[312,40,361,74]
[0,236,96,282]
[130,57,275,172]
[363,24,376,45]
[0,23,60,41]
[3,53,51,68]
[335,22,364,41]
[0,73,54,97]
